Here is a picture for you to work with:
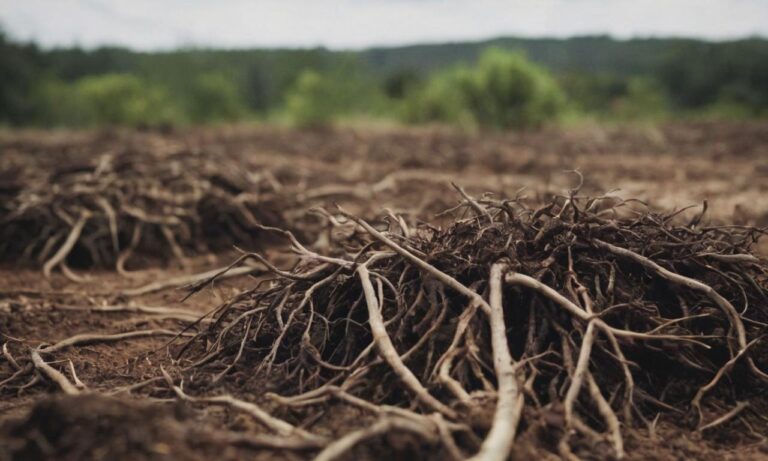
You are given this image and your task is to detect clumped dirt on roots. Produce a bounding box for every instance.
[0,393,266,461]
[174,189,768,460]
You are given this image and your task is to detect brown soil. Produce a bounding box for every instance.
[1,121,767,460]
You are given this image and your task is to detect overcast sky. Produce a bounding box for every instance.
[1,0,767,50]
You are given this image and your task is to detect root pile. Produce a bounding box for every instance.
[179,190,768,459]
[0,148,287,277]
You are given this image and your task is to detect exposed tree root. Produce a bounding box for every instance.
[469,263,523,461]
[160,367,327,446]
[30,349,80,395]
[42,211,90,279]
[2,328,196,395]
[168,188,767,459]
[120,263,263,297]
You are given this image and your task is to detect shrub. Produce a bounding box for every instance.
[401,67,477,128]
[74,74,183,126]
[31,78,94,126]
[559,73,629,114]
[403,48,566,129]
[283,70,335,127]
[282,64,386,128]
[612,77,668,120]
[187,72,246,123]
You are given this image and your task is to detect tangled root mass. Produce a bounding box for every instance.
[0,148,287,276]
[179,190,768,459]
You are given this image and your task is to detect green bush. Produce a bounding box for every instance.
[30,73,247,128]
[696,98,765,120]
[187,72,246,123]
[283,70,335,127]
[403,48,566,129]
[30,78,93,126]
[558,73,670,121]
[282,64,386,128]
[611,77,668,120]
[559,73,629,114]
[74,74,183,126]
[401,67,477,128]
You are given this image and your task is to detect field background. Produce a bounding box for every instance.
[2,21,768,461]
[2,120,768,460]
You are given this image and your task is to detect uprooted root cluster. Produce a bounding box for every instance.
[176,190,768,460]
[0,148,287,279]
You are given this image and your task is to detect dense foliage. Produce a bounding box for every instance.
[403,49,566,129]
[1,30,766,128]
[282,62,387,127]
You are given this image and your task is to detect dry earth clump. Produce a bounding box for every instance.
[0,393,280,461]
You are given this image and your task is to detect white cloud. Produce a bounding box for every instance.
[1,0,766,50]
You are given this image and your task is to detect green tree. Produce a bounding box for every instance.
[658,39,768,114]
[0,31,42,125]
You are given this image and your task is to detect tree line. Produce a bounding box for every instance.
[1,30,766,129]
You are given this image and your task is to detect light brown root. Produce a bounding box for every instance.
[563,321,597,427]
[52,304,204,324]
[469,263,524,461]
[68,359,87,389]
[116,222,143,277]
[341,211,492,316]
[594,239,767,379]
[358,263,457,419]
[39,329,182,354]
[698,401,750,432]
[42,210,90,279]
[94,196,119,255]
[451,182,492,222]
[120,264,261,297]
[691,337,761,424]
[2,342,20,370]
[0,364,33,389]
[504,272,710,346]
[586,372,624,458]
[161,368,325,445]
[30,349,80,395]
[60,261,88,283]
[313,416,438,461]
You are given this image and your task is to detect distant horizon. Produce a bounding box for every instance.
[2,0,767,52]
[3,27,767,53]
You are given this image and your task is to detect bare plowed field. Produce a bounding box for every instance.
[1,122,767,461]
